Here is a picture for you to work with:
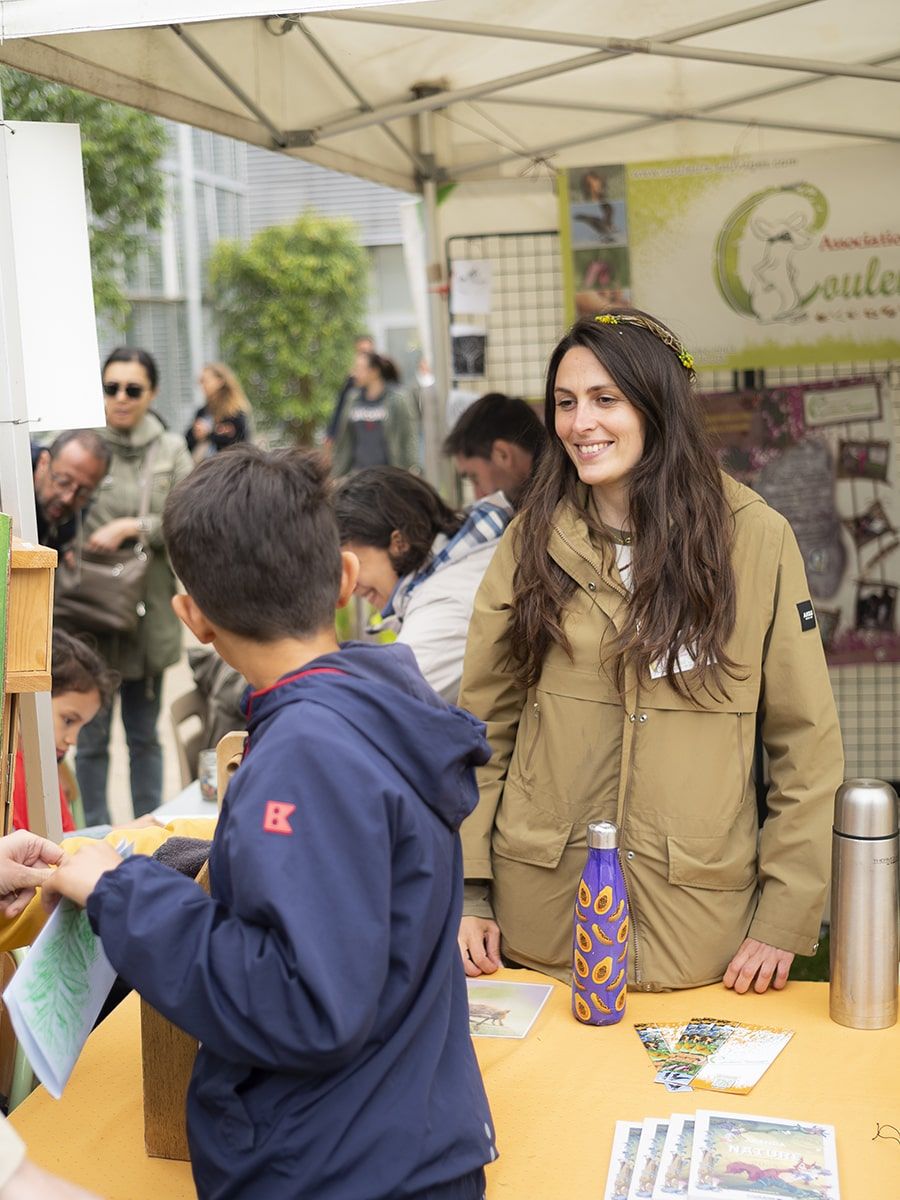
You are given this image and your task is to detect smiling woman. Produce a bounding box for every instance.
[457,308,843,997]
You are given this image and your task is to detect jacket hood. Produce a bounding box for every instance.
[243,641,491,831]
[103,411,167,455]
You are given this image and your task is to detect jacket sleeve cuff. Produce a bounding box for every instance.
[747,915,822,957]
[463,880,495,920]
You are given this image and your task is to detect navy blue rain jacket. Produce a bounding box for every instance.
[87,641,497,1199]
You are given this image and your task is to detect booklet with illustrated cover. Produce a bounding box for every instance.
[628,1119,670,1199]
[688,1110,840,1200]
[652,1115,694,1198]
[603,1121,645,1200]
[693,1024,793,1095]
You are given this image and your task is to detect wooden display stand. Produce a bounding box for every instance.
[1,535,56,835]
[139,730,246,1161]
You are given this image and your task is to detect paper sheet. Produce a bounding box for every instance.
[4,899,117,1098]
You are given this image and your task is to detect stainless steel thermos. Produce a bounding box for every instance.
[829,778,899,1030]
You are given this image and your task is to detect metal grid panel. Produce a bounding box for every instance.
[698,359,900,782]
[446,232,564,401]
[445,227,898,781]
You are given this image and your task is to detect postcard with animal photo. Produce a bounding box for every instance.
[628,1118,670,1200]
[652,1114,694,1199]
[688,1110,840,1200]
[465,978,553,1039]
[603,1121,644,1200]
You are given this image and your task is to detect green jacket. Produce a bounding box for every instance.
[330,384,419,476]
[81,413,193,680]
[458,475,843,990]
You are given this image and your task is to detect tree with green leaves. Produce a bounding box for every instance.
[208,214,368,446]
[0,67,168,325]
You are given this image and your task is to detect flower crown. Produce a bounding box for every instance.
[595,313,695,373]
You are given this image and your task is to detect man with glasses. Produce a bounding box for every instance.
[31,429,110,554]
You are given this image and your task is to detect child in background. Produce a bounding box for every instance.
[12,631,117,833]
[44,447,496,1200]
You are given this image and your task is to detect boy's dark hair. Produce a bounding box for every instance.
[334,467,463,577]
[163,446,343,640]
[52,630,118,707]
[443,392,546,461]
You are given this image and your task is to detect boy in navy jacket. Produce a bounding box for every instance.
[44,448,496,1200]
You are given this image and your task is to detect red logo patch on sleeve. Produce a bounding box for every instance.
[263,801,296,835]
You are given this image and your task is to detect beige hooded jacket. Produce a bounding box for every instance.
[458,475,843,990]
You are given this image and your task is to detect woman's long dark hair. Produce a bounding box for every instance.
[334,466,463,577]
[510,309,741,700]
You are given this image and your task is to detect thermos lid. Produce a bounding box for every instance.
[587,821,619,849]
[833,778,899,839]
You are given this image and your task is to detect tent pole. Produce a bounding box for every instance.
[418,109,449,490]
[171,24,287,147]
[456,47,900,176]
[318,0,820,51]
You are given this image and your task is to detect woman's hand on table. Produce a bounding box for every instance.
[459,916,502,978]
[723,937,794,993]
[0,831,63,918]
[41,842,123,912]
[86,518,139,552]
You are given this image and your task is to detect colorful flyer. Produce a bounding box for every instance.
[634,1022,685,1067]
[693,1023,793,1095]
[652,1114,694,1199]
[654,1018,736,1092]
[629,1119,670,1200]
[603,1121,644,1200]
[465,978,553,1039]
[689,1110,840,1200]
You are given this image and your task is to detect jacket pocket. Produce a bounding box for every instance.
[493,786,574,870]
[666,832,758,891]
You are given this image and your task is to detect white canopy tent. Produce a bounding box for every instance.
[3,0,897,473]
[1,0,897,192]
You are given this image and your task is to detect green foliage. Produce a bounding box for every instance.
[0,67,167,324]
[208,213,368,446]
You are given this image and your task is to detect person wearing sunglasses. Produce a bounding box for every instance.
[31,429,110,555]
[67,347,193,826]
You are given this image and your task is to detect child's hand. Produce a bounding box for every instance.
[41,842,123,912]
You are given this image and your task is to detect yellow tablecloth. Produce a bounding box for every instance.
[10,971,899,1198]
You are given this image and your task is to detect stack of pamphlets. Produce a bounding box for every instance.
[634,1017,793,1093]
[602,1111,839,1199]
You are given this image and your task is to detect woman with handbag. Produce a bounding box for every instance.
[66,347,193,824]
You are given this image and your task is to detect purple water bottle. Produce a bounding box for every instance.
[572,821,629,1026]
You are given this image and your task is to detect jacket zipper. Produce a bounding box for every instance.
[618,724,642,986]
[553,526,628,602]
[554,523,642,983]
[522,700,540,773]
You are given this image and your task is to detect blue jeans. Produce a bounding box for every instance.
[76,674,164,824]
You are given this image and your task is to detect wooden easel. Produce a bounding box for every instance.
[0,530,56,836]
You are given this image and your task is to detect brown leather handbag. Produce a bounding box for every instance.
[54,443,157,636]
